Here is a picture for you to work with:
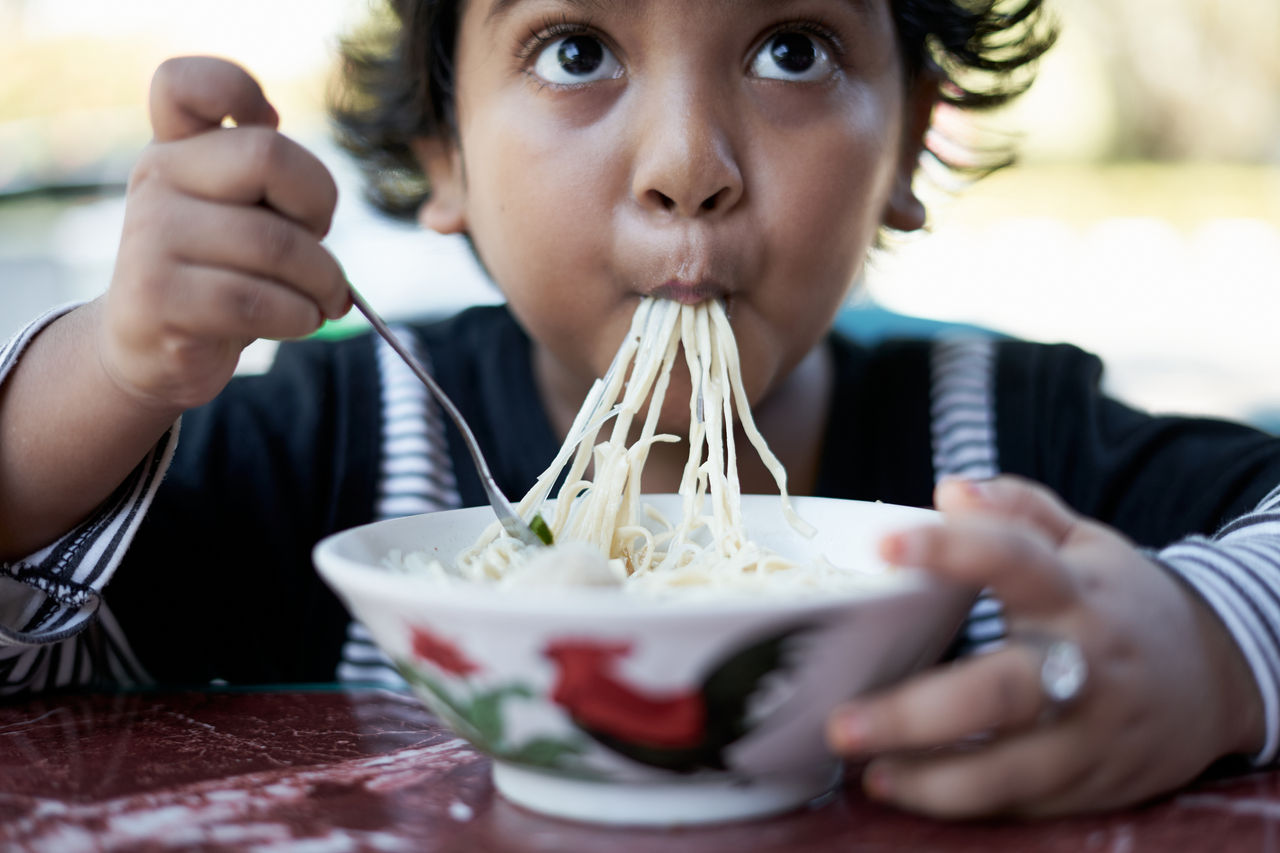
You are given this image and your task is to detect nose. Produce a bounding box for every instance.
[629,83,744,218]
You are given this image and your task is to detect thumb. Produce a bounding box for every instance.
[934,474,1079,547]
[149,56,279,143]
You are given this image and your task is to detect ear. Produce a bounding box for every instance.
[882,70,940,233]
[412,135,468,235]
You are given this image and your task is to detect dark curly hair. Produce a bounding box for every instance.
[330,0,1057,220]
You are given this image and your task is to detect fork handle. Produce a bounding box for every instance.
[347,287,541,546]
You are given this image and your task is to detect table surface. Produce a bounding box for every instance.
[0,688,1276,852]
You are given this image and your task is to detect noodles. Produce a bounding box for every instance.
[394,298,888,596]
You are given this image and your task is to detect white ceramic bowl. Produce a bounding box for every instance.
[313,495,974,826]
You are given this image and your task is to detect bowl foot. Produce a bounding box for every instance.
[492,761,842,826]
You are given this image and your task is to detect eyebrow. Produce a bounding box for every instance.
[488,0,608,22]
[487,0,872,23]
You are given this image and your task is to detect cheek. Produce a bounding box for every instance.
[767,110,897,295]
[727,118,896,403]
[468,112,615,272]
[761,120,894,282]
[769,123,895,259]
[461,116,633,378]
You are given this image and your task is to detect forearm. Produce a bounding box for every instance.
[0,299,182,560]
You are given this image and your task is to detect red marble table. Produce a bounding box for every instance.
[0,688,1274,851]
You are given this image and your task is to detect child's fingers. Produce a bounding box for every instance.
[861,726,1091,819]
[881,515,1076,614]
[159,265,327,342]
[934,474,1079,547]
[143,196,349,321]
[105,264,325,410]
[149,56,278,143]
[140,127,339,239]
[827,644,1049,757]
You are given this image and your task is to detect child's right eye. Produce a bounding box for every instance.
[533,35,622,86]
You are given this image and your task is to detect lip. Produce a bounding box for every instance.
[650,279,729,305]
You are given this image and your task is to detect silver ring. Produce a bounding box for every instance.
[1037,637,1088,711]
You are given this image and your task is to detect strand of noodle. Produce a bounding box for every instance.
[709,303,816,538]
[457,535,521,580]
[567,302,677,553]
[560,473,595,534]
[516,298,656,524]
[714,309,743,537]
[606,300,677,446]
[616,434,679,558]
[695,310,733,556]
[677,305,706,499]
[614,308,683,554]
[615,523,656,575]
[715,312,742,553]
[540,321,651,539]
[568,442,623,548]
[520,403,619,512]
[587,303,680,554]
[671,306,713,561]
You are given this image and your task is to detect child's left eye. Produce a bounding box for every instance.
[750,32,834,82]
[533,34,622,85]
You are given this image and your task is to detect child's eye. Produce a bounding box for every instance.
[750,31,835,82]
[532,34,622,85]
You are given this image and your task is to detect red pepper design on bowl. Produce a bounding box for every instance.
[544,640,706,749]
[544,625,813,774]
[410,626,481,677]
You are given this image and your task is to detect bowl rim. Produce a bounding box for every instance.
[312,495,962,619]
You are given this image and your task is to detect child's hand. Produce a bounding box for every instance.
[826,475,1265,818]
[102,56,350,412]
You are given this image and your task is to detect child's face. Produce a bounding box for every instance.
[419,0,932,424]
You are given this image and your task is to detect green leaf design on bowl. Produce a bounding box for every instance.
[396,658,593,774]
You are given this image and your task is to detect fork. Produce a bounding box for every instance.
[348,287,549,547]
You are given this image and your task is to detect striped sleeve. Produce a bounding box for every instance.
[336,326,462,687]
[0,304,174,692]
[1155,483,1280,765]
[929,337,1008,657]
[930,337,999,482]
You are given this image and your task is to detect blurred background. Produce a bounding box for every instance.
[1,0,1277,430]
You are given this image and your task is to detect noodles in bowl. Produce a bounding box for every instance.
[383,494,911,600]
[387,297,869,598]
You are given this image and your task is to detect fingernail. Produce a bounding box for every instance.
[967,478,993,500]
[864,764,893,800]
[831,708,869,752]
[941,475,991,503]
[879,532,917,566]
[323,288,351,321]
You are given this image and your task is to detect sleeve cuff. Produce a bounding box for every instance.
[0,422,179,646]
[1156,535,1280,766]
[0,302,180,646]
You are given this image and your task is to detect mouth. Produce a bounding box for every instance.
[625,230,742,316]
[650,279,729,306]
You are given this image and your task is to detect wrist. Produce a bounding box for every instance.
[1185,577,1268,758]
